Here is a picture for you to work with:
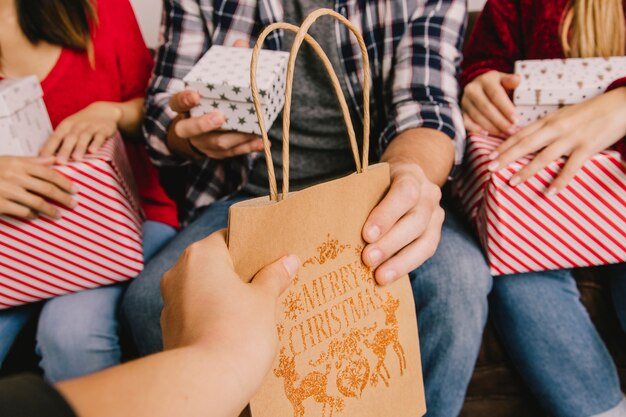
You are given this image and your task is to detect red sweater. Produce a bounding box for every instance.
[2,0,179,228]
[461,0,626,158]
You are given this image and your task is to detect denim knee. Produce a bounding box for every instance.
[409,211,493,336]
[36,285,124,382]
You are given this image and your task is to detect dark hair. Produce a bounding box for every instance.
[16,0,97,51]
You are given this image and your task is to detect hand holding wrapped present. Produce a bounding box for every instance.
[0,156,76,219]
[167,39,266,160]
[166,90,264,159]
[462,70,521,137]
[39,101,124,164]
[487,87,626,194]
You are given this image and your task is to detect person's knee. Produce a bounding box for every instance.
[410,247,492,337]
[37,312,118,363]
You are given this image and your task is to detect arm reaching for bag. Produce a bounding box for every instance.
[55,230,299,417]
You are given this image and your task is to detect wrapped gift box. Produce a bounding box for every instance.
[183,45,289,135]
[455,134,626,276]
[0,134,144,309]
[514,57,626,126]
[0,76,52,156]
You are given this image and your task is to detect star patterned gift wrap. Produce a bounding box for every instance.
[0,76,52,157]
[514,57,626,126]
[184,45,290,135]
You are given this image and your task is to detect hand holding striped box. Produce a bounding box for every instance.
[455,134,626,276]
[0,134,144,309]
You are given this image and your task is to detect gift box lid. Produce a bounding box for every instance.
[514,57,626,106]
[183,45,289,104]
[0,76,44,118]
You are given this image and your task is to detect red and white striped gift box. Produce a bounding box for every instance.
[455,134,626,276]
[0,134,144,309]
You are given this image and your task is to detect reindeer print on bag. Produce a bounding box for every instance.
[272,237,409,417]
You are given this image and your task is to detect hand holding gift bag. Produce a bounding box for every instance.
[228,9,425,417]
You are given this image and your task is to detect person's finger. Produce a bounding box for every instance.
[0,198,37,220]
[72,130,96,161]
[464,100,501,137]
[215,138,265,158]
[251,255,300,298]
[463,112,488,135]
[174,112,225,139]
[39,130,67,157]
[26,164,76,195]
[468,90,516,135]
[15,174,76,209]
[363,172,428,244]
[88,132,109,154]
[169,90,201,114]
[374,206,445,285]
[549,148,592,193]
[500,73,521,91]
[363,203,431,269]
[488,121,545,169]
[494,126,558,174]
[233,39,249,48]
[55,133,80,164]
[24,156,56,166]
[203,132,261,150]
[3,183,61,218]
[484,80,518,124]
[508,141,570,187]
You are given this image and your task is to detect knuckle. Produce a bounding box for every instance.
[465,83,478,95]
[399,179,420,204]
[32,197,47,211]
[435,206,446,224]
[42,184,57,197]
[213,136,229,150]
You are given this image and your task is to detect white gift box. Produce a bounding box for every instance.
[0,76,52,156]
[513,57,626,126]
[183,45,289,135]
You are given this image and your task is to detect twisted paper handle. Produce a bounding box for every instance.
[250,8,371,201]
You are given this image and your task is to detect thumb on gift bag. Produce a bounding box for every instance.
[501,73,521,91]
[251,255,300,298]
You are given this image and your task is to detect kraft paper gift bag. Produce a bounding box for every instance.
[227,9,425,417]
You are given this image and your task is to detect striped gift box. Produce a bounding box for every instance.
[455,134,626,276]
[0,134,144,308]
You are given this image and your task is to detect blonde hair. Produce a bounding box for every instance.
[561,0,625,58]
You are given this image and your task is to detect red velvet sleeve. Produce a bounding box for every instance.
[109,0,155,101]
[606,77,626,92]
[461,0,524,87]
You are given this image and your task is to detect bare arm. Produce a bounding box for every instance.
[55,231,299,417]
[381,127,455,187]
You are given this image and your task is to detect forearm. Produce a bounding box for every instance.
[56,346,253,417]
[111,98,145,138]
[381,127,455,187]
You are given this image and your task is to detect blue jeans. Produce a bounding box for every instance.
[409,204,493,417]
[121,196,493,417]
[491,268,626,417]
[0,220,176,382]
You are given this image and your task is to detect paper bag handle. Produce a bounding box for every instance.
[250,8,371,201]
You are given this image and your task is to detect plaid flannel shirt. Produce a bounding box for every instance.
[145,0,467,223]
